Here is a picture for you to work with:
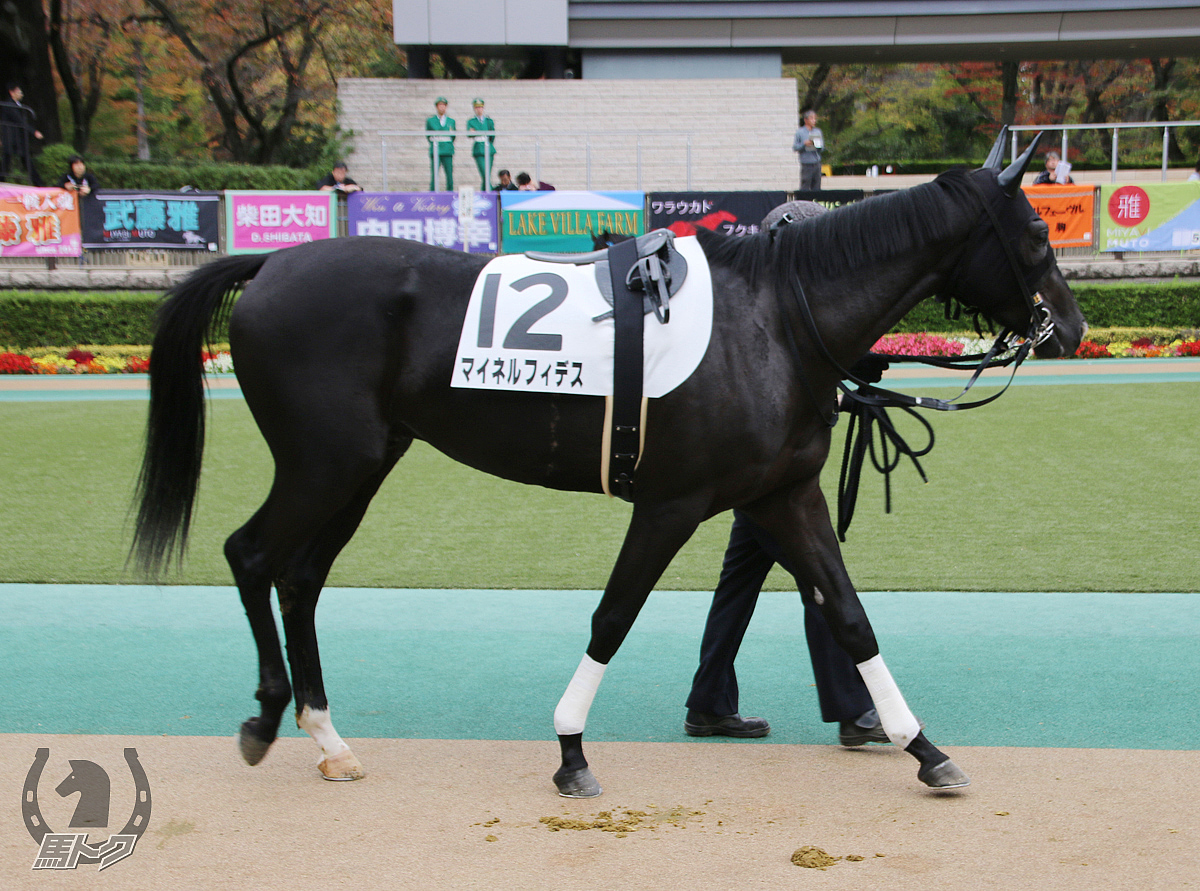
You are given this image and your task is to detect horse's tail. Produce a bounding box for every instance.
[131,253,269,576]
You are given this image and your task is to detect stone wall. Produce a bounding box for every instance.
[336,77,801,193]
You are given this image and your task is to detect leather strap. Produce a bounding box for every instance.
[607,237,644,502]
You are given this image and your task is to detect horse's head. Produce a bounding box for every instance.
[941,129,1086,358]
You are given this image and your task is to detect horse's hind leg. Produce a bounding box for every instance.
[745,482,970,791]
[226,431,409,776]
[226,512,291,768]
[277,439,410,780]
[554,497,706,798]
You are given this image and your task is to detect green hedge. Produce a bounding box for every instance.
[3,281,1200,348]
[891,280,1200,334]
[0,291,161,347]
[34,143,320,192]
[833,159,976,176]
[0,290,229,347]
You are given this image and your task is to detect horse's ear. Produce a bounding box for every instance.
[998,132,1043,196]
[983,125,1009,171]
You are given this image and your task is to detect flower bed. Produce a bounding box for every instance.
[872,333,1200,360]
[3,335,1200,375]
[0,348,231,374]
[1070,338,1200,359]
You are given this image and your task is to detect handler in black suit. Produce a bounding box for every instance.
[686,196,890,746]
[684,510,886,745]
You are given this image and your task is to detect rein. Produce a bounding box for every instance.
[780,177,1054,540]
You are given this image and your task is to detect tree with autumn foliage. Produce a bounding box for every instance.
[142,0,359,164]
[789,58,1200,169]
[31,0,401,164]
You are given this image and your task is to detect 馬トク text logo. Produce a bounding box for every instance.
[22,747,152,870]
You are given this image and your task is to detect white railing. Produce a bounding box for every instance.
[1008,121,1200,182]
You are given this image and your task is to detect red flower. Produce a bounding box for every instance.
[1074,340,1112,359]
[871,333,965,357]
[66,348,95,364]
[1178,341,1200,357]
[0,352,36,373]
[125,356,151,373]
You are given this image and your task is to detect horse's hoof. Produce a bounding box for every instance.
[918,757,971,790]
[239,721,272,766]
[318,750,366,781]
[554,766,602,798]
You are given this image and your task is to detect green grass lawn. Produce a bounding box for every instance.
[1,382,1196,591]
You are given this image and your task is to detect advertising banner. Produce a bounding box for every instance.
[347,191,499,253]
[1099,182,1200,252]
[647,191,786,237]
[83,190,220,250]
[1023,184,1095,248]
[500,190,644,253]
[225,191,338,254]
[0,184,81,257]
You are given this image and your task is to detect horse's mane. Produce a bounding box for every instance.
[694,167,980,292]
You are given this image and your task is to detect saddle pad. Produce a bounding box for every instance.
[451,235,712,397]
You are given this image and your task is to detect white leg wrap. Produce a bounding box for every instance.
[554,654,607,736]
[297,706,350,761]
[856,654,922,749]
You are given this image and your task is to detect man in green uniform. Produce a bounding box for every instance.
[425,96,455,190]
[466,98,496,190]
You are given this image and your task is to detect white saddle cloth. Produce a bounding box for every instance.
[451,235,712,397]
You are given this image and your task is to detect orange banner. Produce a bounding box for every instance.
[1022,184,1095,248]
[0,184,83,257]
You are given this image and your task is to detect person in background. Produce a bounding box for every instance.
[494,169,518,191]
[1,82,44,186]
[792,109,824,191]
[316,161,363,193]
[516,171,554,191]
[466,98,497,190]
[59,154,99,198]
[1033,150,1073,184]
[425,96,456,190]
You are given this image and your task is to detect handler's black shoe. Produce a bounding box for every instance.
[838,709,890,747]
[684,710,770,738]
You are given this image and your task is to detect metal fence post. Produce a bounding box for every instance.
[586,137,592,190]
[1162,126,1170,181]
[381,136,388,191]
[1111,128,1119,183]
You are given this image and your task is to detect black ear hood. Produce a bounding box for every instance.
[941,172,1053,321]
[998,132,1042,196]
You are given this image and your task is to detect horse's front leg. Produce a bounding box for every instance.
[745,483,970,790]
[553,497,706,798]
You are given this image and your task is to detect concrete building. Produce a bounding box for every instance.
[337,2,1200,191]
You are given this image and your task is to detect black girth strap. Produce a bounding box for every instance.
[608,236,644,502]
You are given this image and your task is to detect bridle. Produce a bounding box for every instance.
[777,171,1060,539]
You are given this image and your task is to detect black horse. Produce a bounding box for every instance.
[133,134,1084,797]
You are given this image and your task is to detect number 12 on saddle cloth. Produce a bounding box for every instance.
[451,236,713,397]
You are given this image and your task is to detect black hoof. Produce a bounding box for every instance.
[239,719,274,766]
[918,758,971,789]
[553,766,602,798]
